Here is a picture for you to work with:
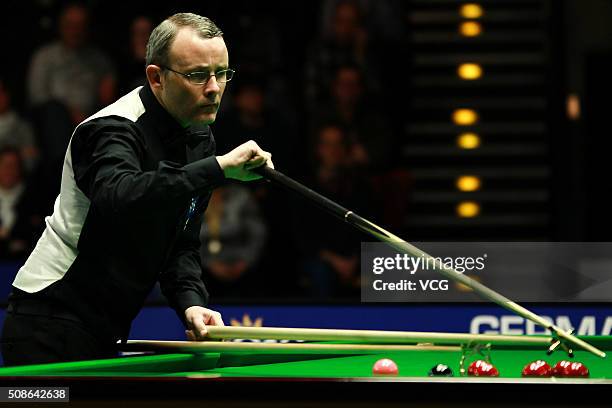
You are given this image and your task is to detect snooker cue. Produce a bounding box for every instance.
[124,340,461,354]
[252,165,606,358]
[204,326,551,346]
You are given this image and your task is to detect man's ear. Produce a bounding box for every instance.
[145,65,163,90]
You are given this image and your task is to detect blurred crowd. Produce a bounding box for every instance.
[1,1,408,301]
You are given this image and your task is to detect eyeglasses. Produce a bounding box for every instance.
[160,65,235,85]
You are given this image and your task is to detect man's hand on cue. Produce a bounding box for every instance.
[216,140,274,181]
[184,306,225,341]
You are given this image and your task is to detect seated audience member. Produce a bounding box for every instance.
[27,3,116,170]
[221,6,289,114]
[293,124,373,299]
[213,76,301,295]
[0,148,45,260]
[214,75,295,173]
[118,16,153,94]
[305,0,380,108]
[313,64,395,172]
[319,0,405,43]
[200,184,267,298]
[0,78,39,172]
[315,65,409,229]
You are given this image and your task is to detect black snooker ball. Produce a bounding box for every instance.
[428,364,454,377]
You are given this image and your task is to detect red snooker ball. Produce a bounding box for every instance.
[522,360,552,377]
[552,360,589,377]
[467,360,499,377]
[372,358,399,375]
[552,360,572,376]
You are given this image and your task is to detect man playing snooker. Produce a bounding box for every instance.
[0,13,273,366]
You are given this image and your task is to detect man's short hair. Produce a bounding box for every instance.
[145,13,223,67]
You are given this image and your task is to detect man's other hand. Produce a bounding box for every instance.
[216,140,274,181]
[184,306,225,341]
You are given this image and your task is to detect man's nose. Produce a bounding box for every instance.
[203,75,221,96]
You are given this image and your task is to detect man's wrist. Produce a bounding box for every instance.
[215,155,227,170]
[216,155,234,178]
[185,305,204,314]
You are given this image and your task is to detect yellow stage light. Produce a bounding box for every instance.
[460,3,483,19]
[457,201,480,218]
[458,63,482,80]
[566,93,581,120]
[459,21,482,37]
[455,274,481,292]
[457,133,480,149]
[453,109,478,125]
[456,176,481,192]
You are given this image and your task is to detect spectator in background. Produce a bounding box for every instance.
[220,4,291,118]
[305,0,380,108]
[319,0,405,43]
[213,75,300,296]
[0,148,45,260]
[293,124,373,299]
[118,16,153,94]
[312,64,395,172]
[27,3,116,171]
[200,184,267,298]
[315,64,409,231]
[0,78,39,172]
[214,75,295,172]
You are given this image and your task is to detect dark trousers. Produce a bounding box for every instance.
[1,299,118,367]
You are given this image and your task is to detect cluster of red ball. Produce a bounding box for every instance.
[466,359,590,377]
[371,358,590,378]
[521,360,589,378]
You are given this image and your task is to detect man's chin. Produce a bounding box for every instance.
[193,113,217,126]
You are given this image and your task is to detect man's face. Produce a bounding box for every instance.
[235,85,264,116]
[158,29,229,127]
[0,152,22,190]
[131,17,153,60]
[317,126,347,168]
[60,6,89,49]
[333,68,362,106]
[333,3,361,42]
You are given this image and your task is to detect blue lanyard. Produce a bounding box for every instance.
[183,197,198,230]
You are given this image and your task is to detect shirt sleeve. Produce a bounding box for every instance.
[159,209,209,320]
[71,119,225,216]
